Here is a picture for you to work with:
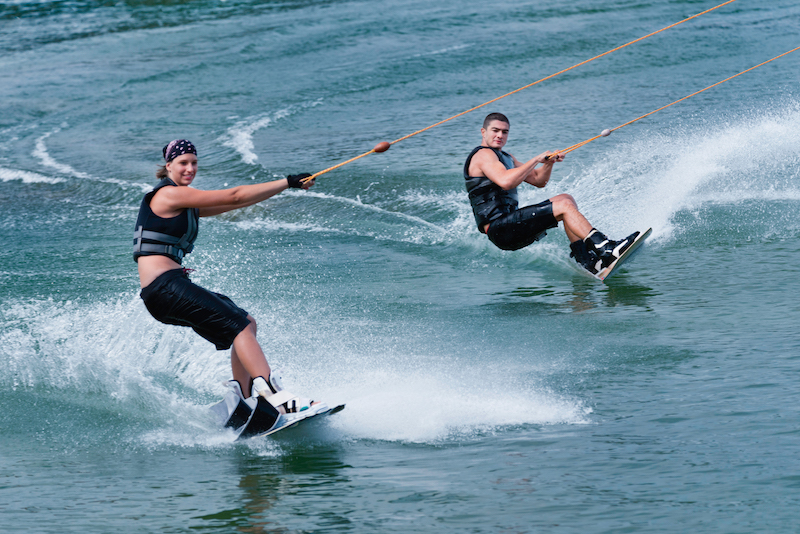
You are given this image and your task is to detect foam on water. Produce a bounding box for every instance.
[410,43,472,59]
[314,190,446,232]
[0,165,63,184]
[33,130,91,179]
[233,217,341,235]
[221,100,323,165]
[300,189,452,245]
[563,100,800,243]
[324,369,591,443]
[0,292,590,448]
[32,128,152,193]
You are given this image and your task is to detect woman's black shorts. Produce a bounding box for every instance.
[487,200,558,251]
[140,269,251,350]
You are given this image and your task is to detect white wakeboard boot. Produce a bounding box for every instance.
[251,372,330,423]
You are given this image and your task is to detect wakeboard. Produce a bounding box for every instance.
[594,227,652,281]
[211,386,344,440]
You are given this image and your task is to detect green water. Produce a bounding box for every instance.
[2,0,800,531]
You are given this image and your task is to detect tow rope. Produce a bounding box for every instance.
[548,45,800,159]
[303,0,740,183]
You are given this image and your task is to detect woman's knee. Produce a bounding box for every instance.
[234,316,257,342]
[233,316,259,349]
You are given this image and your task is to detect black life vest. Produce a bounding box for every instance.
[463,146,518,232]
[133,178,199,264]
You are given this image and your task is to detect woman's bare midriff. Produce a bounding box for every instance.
[137,255,183,288]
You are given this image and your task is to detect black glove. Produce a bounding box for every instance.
[286,173,313,188]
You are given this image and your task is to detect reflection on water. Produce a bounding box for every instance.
[218,441,351,533]
[491,273,658,315]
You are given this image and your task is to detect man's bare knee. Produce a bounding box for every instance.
[551,194,578,217]
[553,193,576,205]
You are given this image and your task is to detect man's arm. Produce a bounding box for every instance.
[517,152,564,189]
[474,150,563,190]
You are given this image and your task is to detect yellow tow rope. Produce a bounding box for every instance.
[303,0,740,184]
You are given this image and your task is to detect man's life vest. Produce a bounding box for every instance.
[463,146,518,233]
[133,178,199,264]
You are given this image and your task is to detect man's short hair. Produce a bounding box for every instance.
[483,112,509,129]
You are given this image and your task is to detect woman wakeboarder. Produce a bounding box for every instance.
[133,139,328,431]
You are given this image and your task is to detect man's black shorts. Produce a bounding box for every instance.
[140,269,251,350]
[487,200,558,251]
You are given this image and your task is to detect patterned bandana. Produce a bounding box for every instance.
[162,139,197,162]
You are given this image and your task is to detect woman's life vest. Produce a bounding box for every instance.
[133,178,199,264]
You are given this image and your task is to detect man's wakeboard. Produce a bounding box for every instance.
[210,382,344,440]
[594,228,652,281]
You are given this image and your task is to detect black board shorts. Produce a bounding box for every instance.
[487,200,558,251]
[140,269,251,350]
